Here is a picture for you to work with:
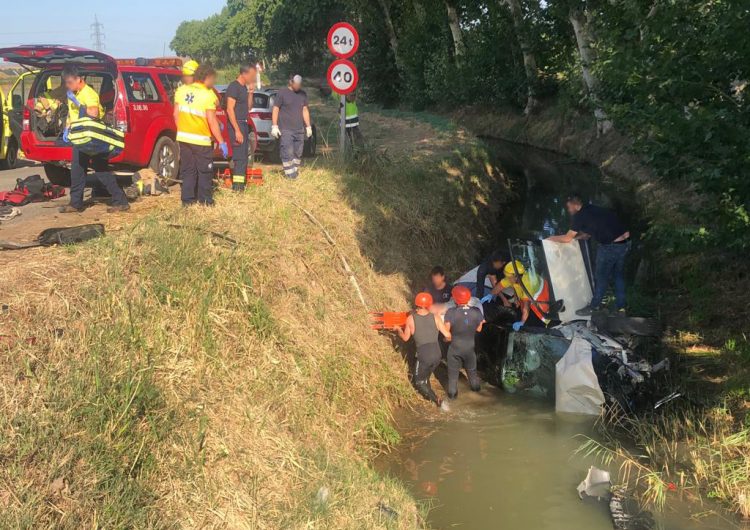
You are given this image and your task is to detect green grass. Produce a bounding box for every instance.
[361,102,457,133]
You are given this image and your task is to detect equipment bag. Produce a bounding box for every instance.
[67,94,125,159]
[0,175,66,206]
[37,224,105,246]
[0,190,32,206]
[16,174,45,199]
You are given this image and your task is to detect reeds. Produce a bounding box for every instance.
[579,400,750,519]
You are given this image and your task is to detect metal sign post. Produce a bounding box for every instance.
[327,23,360,158]
[340,94,346,156]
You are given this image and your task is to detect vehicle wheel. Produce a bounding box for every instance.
[149,136,179,185]
[303,125,317,157]
[44,164,71,186]
[0,138,18,170]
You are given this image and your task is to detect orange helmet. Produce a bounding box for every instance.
[451,286,472,305]
[415,292,433,309]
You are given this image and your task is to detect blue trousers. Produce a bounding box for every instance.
[592,241,630,309]
[280,129,304,179]
[69,147,127,209]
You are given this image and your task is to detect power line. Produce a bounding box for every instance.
[91,15,105,52]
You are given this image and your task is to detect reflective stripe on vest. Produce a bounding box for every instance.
[176,131,212,145]
[178,105,207,118]
[529,279,552,325]
[345,115,359,128]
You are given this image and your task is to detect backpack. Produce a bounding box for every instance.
[16,175,45,200]
[0,175,66,206]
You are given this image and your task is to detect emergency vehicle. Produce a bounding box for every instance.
[0,45,256,184]
[0,85,10,169]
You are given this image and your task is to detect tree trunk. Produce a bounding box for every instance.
[445,1,465,61]
[502,0,539,115]
[377,0,400,63]
[569,6,613,135]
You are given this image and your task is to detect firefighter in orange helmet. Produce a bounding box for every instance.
[395,292,452,406]
[443,286,485,399]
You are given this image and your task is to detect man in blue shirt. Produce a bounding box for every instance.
[547,194,630,315]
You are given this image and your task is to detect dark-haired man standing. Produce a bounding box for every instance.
[547,194,630,314]
[226,63,256,191]
[58,64,129,213]
[427,266,452,305]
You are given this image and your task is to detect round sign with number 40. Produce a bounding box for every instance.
[327,22,359,59]
[327,59,359,95]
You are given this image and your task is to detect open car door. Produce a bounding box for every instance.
[0,45,117,72]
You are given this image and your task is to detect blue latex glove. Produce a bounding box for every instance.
[512,321,524,332]
[219,142,229,159]
[62,128,70,143]
[480,294,494,304]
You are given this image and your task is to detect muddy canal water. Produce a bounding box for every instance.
[380,141,740,530]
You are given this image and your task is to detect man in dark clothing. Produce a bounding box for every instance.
[271,75,312,180]
[474,250,510,299]
[427,266,452,305]
[444,286,485,399]
[58,65,129,213]
[225,63,256,191]
[395,292,452,406]
[426,265,452,359]
[547,194,631,314]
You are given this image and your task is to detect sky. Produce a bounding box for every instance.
[1,0,226,59]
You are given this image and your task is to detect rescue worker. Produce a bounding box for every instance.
[271,75,312,180]
[58,65,129,214]
[427,266,452,305]
[395,292,452,406]
[182,60,199,86]
[547,194,630,315]
[475,250,510,300]
[174,64,227,206]
[332,89,363,149]
[225,63,257,191]
[499,261,554,331]
[444,286,485,399]
[426,265,452,358]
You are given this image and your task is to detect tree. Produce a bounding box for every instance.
[500,0,540,114]
[445,0,466,62]
[567,3,612,134]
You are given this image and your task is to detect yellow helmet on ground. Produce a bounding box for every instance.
[504,260,526,277]
[182,60,199,76]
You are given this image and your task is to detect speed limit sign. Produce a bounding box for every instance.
[327,22,359,59]
[327,59,359,95]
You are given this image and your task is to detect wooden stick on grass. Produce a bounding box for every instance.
[292,201,367,308]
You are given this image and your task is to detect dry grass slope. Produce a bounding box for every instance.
[0,111,511,528]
